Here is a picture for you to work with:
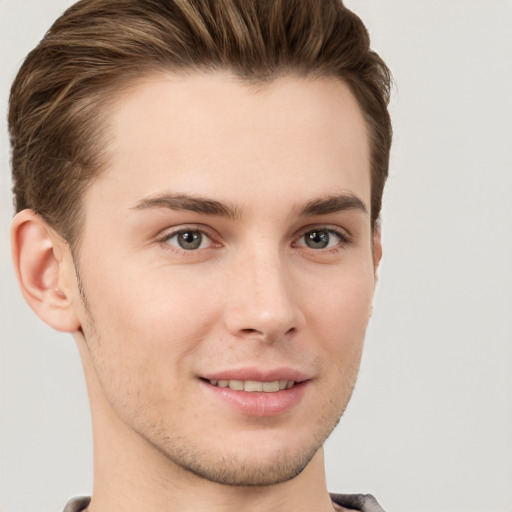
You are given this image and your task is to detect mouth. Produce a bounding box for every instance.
[204,378,296,392]
[199,371,309,416]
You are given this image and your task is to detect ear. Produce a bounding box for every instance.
[372,226,383,281]
[11,210,81,332]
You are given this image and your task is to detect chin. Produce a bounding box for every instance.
[172,443,320,487]
[145,411,343,488]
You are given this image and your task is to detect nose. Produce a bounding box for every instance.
[223,247,304,343]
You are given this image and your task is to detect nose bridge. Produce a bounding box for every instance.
[224,241,301,341]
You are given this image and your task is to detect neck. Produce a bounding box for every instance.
[78,343,335,512]
[92,433,333,512]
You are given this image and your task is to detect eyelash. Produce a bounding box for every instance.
[157,225,352,254]
[157,226,219,255]
[293,226,352,253]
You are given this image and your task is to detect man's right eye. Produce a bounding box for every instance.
[164,229,213,251]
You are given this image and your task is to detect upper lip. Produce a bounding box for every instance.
[201,367,310,383]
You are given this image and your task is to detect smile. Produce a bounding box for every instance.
[208,379,295,392]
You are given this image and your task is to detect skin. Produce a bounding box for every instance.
[12,72,381,512]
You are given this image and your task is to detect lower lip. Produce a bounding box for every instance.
[200,380,309,417]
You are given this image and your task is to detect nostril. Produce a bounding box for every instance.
[238,326,296,340]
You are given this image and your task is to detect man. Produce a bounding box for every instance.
[8,1,392,511]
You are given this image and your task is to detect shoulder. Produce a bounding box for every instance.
[62,496,91,512]
[64,494,386,512]
[330,493,387,512]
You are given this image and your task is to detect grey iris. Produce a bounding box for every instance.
[305,230,330,249]
[178,231,202,250]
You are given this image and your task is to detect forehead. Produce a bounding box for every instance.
[85,72,370,217]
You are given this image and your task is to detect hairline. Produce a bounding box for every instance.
[64,66,378,254]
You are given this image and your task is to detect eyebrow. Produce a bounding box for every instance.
[297,193,368,217]
[132,193,243,220]
[132,191,367,219]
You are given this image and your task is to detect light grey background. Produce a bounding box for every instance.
[1,1,511,511]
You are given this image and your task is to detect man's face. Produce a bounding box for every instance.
[72,72,378,486]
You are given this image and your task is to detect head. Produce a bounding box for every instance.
[9,0,392,490]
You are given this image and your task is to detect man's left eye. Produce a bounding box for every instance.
[165,230,212,250]
[295,229,344,249]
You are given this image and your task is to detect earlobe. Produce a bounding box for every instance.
[369,228,383,318]
[11,210,81,333]
[372,227,383,281]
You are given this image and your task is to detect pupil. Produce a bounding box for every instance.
[306,230,329,249]
[178,231,202,250]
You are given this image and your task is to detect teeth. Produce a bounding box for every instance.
[262,381,280,392]
[228,379,244,391]
[208,379,295,392]
[244,380,263,392]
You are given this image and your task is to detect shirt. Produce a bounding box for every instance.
[63,493,386,511]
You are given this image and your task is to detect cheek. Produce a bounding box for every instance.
[300,267,374,390]
[79,261,224,399]
[78,270,215,421]
[86,258,217,334]
[304,268,374,341]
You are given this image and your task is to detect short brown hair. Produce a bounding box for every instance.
[9,0,392,249]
